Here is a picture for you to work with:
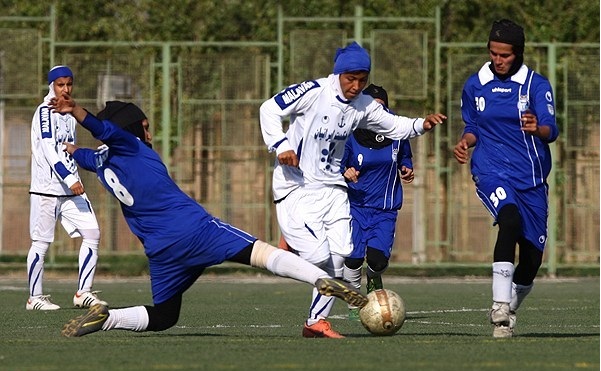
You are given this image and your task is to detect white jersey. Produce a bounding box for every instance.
[30,88,81,196]
[260,74,426,201]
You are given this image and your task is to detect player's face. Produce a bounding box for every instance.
[52,77,73,97]
[488,41,516,75]
[339,72,369,100]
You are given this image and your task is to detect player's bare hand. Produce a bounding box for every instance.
[400,166,414,183]
[423,113,447,131]
[63,143,79,155]
[453,138,470,164]
[70,181,84,195]
[343,167,360,183]
[521,112,538,134]
[49,93,76,114]
[277,150,299,167]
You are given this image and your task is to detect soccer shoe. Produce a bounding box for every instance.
[366,275,383,294]
[61,303,109,337]
[26,295,60,310]
[494,311,517,338]
[348,307,360,321]
[302,319,344,338]
[488,302,511,325]
[488,302,513,338]
[73,291,108,308]
[315,277,368,308]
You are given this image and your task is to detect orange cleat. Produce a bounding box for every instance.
[302,319,344,338]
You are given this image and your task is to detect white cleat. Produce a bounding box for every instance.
[73,291,108,308]
[488,302,514,338]
[26,295,61,311]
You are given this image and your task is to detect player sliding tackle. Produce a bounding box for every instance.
[50,94,367,337]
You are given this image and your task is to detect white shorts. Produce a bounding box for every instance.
[30,193,99,242]
[276,185,353,265]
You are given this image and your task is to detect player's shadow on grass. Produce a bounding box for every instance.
[516,332,600,338]
[140,333,229,337]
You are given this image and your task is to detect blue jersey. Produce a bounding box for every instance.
[341,132,412,211]
[72,114,255,303]
[462,63,558,190]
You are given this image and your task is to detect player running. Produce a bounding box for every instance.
[260,41,446,338]
[49,96,367,337]
[341,84,415,320]
[454,19,559,338]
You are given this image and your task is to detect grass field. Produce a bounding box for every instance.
[0,273,598,371]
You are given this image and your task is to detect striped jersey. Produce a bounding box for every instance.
[260,74,427,201]
[30,92,81,196]
[342,133,412,210]
[461,63,558,189]
[71,115,223,256]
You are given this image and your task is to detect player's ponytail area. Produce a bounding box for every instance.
[0,275,598,370]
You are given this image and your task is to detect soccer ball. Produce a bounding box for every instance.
[359,289,406,336]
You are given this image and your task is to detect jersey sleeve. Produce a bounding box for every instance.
[72,148,98,172]
[259,80,321,155]
[531,76,559,143]
[360,102,426,140]
[33,106,78,188]
[461,78,479,139]
[340,137,353,173]
[399,140,413,169]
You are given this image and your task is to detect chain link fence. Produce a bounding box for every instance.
[0,9,598,269]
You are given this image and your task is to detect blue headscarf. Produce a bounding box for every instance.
[47,65,73,84]
[332,42,371,74]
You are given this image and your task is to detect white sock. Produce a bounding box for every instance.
[103,306,149,332]
[329,253,345,278]
[510,282,534,312]
[27,241,50,297]
[77,238,99,293]
[307,287,335,326]
[492,262,514,303]
[266,249,327,284]
[343,265,362,290]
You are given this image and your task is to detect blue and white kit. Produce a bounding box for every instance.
[342,133,412,259]
[72,115,256,304]
[461,62,558,250]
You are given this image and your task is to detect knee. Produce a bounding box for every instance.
[145,305,180,331]
[366,248,389,273]
[497,204,522,231]
[344,257,364,270]
[79,228,100,241]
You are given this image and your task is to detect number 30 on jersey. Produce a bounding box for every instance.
[489,186,506,208]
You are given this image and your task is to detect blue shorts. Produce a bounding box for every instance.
[147,218,256,304]
[348,205,397,260]
[474,176,549,251]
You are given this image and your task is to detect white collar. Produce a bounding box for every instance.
[478,62,529,85]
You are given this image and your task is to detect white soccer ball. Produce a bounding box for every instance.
[359,289,406,336]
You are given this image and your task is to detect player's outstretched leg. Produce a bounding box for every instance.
[62,303,109,337]
[315,277,368,308]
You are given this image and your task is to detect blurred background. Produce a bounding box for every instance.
[0,0,598,275]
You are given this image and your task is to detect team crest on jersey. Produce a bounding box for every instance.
[275,80,320,109]
[547,104,555,115]
[517,95,529,112]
